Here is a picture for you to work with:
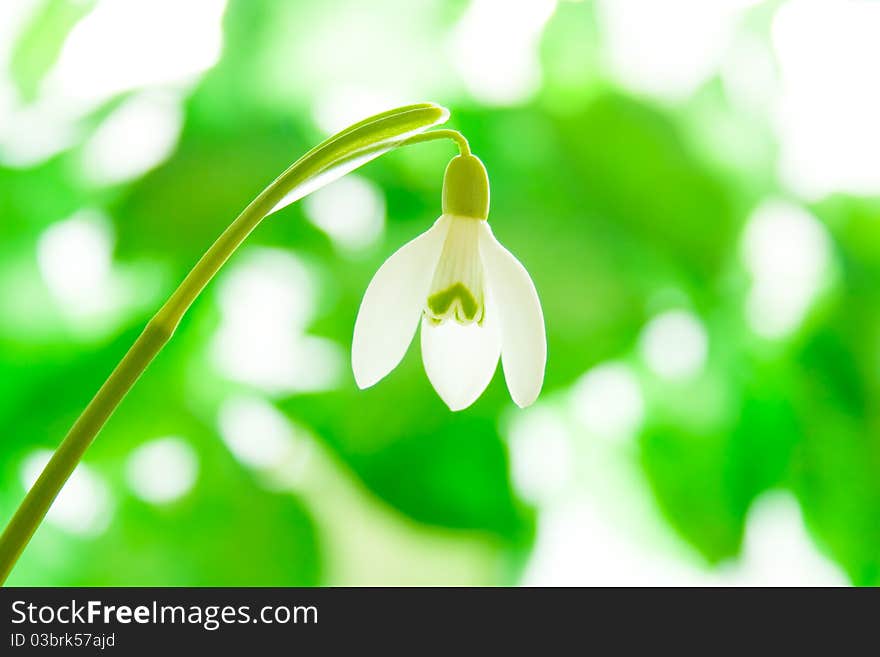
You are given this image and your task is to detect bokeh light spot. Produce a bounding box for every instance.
[217,395,310,477]
[772,0,880,198]
[80,91,183,186]
[741,199,832,338]
[20,450,112,536]
[451,0,557,105]
[125,436,198,504]
[571,363,644,441]
[36,210,121,322]
[304,174,385,252]
[505,403,574,503]
[45,0,226,113]
[639,310,708,381]
[597,0,757,100]
[729,491,847,586]
[212,248,344,394]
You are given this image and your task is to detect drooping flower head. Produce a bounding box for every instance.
[352,153,546,411]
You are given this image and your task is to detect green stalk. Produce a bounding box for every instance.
[0,102,464,585]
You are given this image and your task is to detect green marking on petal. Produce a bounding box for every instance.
[427,283,481,322]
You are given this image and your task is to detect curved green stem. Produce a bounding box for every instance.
[0,103,468,585]
[401,129,470,155]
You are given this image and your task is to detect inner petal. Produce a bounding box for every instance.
[425,215,486,325]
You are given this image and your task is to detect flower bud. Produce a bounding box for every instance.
[442,154,490,220]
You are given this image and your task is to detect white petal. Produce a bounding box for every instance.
[420,308,501,411]
[352,216,450,388]
[478,223,546,408]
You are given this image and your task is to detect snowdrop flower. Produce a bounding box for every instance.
[352,154,546,410]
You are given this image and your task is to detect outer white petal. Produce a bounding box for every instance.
[420,306,501,411]
[478,223,546,408]
[352,216,450,388]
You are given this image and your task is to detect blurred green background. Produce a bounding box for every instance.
[1,0,879,586]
